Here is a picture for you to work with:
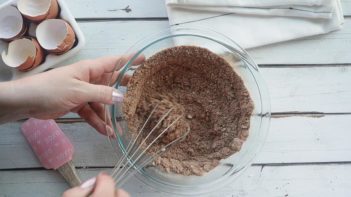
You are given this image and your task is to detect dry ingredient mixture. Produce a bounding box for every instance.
[123,46,254,176]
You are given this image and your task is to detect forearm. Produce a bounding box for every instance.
[0,80,33,124]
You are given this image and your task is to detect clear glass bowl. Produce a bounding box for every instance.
[109,27,271,196]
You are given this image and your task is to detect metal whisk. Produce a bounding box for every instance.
[109,104,189,187]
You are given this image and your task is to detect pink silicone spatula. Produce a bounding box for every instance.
[21,118,81,187]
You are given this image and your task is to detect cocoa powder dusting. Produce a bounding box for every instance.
[123,46,254,176]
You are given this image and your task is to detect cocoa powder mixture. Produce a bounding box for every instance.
[123,46,254,176]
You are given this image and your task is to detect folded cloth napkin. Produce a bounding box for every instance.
[166,0,344,49]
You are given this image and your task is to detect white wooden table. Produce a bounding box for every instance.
[1,1,351,196]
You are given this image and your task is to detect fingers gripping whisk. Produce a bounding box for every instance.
[110,104,189,187]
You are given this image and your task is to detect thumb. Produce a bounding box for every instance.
[81,83,123,104]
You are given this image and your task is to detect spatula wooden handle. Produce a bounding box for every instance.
[57,160,81,187]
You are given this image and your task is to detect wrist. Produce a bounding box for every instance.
[0,80,33,123]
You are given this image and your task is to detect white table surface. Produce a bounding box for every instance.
[1,0,351,196]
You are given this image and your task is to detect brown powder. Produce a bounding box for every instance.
[123,46,254,176]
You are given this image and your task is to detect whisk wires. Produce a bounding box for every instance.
[110,104,189,187]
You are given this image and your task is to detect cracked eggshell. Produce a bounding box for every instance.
[18,0,59,22]
[29,38,44,69]
[1,37,44,71]
[0,6,26,41]
[36,19,76,54]
[19,38,44,71]
[2,38,36,70]
[45,0,59,19]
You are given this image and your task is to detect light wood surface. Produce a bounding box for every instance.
[1,0,349,18]
[0,0,350,196]
[1,115,351,169]
[52,19,351,66]
[1,165,350,197]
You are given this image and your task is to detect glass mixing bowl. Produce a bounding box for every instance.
[108,27,270,195]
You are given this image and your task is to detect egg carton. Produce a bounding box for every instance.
[0,0,85,82]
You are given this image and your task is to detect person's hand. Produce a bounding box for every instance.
[0,55,144,136]
[62,173,129,197]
